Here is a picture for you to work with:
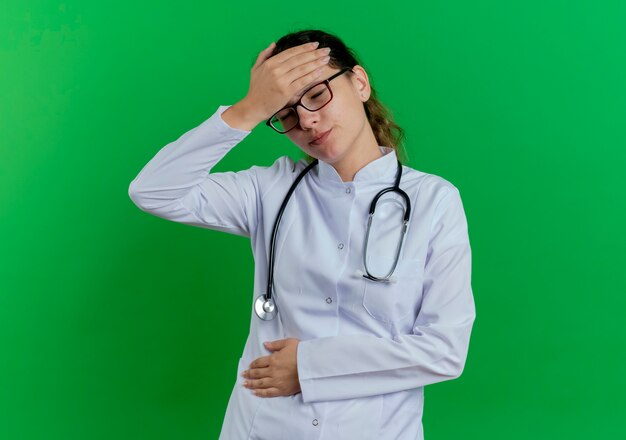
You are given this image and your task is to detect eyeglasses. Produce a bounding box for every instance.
[266,67,354,134]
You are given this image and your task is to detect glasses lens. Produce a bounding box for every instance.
[270,107,298,133]
[269,83,332,133]
[302,83,331,110]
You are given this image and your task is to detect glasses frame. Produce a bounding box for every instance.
[266,67,354,134]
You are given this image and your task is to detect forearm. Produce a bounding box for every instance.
[128,105,251,214]
[221,99,266,132]
[296,316,474,402]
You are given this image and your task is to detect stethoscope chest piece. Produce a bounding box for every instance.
[254,294,277,321]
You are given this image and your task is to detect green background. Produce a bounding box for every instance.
[1,1,625,439]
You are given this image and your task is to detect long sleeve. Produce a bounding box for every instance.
[295,186,476,403]
[128,105,260,237]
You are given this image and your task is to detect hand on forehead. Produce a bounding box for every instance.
[289,68,335,105]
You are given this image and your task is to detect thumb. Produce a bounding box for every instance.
[263,339,287,350]
[252,42,276,70]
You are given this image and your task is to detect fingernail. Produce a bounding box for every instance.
[311,41,319,48]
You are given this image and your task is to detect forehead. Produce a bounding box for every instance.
[286,66,344,105]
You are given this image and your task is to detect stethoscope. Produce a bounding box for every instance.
[254,158,411,321]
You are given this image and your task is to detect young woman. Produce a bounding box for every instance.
[129,29,476,440]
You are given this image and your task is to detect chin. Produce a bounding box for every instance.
[301,129,336,154]
[312,147,343,164]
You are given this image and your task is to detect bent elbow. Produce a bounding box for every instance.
[447,341,472,380]
[128,179,148,211]
[450,357,467,380]
[128,179,139,204]
[433,352,467,382]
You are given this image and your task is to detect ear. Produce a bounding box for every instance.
[349,65,371,102]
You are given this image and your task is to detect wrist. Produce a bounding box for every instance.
[222,100,265,131]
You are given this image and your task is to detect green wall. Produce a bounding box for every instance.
[1,1,624,439]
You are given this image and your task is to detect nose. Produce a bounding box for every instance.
[296,105,319,130]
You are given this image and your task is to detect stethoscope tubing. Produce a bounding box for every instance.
[256,157,409,320]
[265,159,319,301]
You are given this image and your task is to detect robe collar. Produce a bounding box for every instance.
[315,146,399,184]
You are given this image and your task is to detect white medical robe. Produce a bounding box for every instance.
[128,104,476,439]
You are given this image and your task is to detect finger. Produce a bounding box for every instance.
[269,41,319,65]
[253,387,281,398]
[275,48,330,91]
[249,356,271,369]
[245,377,269,389]
[291,56,330,85]
[280,47,330,77]
[252,41,276,70]
[288,62,330,96]
[246,366,271,379]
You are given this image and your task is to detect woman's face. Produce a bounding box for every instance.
[284,64,373,166]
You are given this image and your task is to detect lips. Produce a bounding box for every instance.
[310,129,332,145]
